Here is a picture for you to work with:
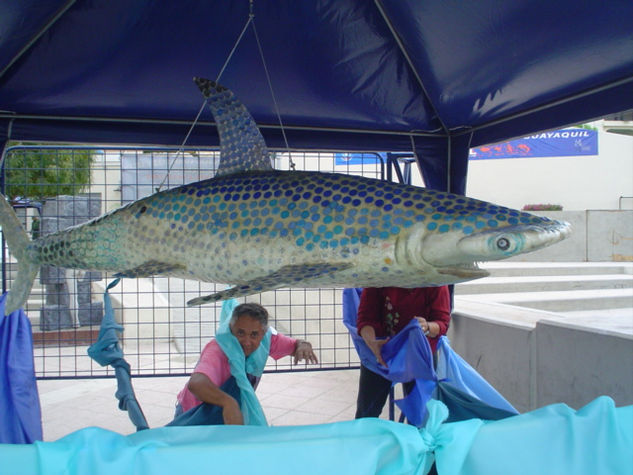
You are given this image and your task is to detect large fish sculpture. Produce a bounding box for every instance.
[0,78,570,314]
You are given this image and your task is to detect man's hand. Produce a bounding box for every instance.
[221,397,244,425]
[188,372,244,425]
[293,340,319,364]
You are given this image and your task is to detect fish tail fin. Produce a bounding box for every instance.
[0,193,39,314]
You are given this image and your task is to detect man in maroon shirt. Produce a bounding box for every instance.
[355,286,451,418]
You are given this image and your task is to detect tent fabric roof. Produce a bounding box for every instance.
[1,0,632,193]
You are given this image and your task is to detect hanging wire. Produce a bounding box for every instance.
[215,6,254,84]
[156,6,255,192]
[250,8,296,170]
[155,101,207,192]
[158,0,294,191]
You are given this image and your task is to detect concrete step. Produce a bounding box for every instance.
[25,308,42,329]
[558,307,633,320]
[25,300,45,314]
[461,288,633,312]
[481,262,633,277]
[25,284,45,325]
[455,262,633,314]
[455,274,633,295]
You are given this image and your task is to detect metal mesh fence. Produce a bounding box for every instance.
[1,147,418,379]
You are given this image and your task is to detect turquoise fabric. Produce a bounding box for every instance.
[1,397,631,474]
[433,396,633,475]
[30,418,429,475]
[214,298,271,426]
[2,397,630,475]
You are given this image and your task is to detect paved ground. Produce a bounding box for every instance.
[37,368,390,441]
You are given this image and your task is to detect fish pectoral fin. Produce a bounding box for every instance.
[114,261,187,278]
[187,262,353,306]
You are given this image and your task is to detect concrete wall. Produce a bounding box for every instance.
[587,210,633,261]
[447,305,535,411]
[448,301,633,412]
[535,321,633,409]
[510,210,633,262]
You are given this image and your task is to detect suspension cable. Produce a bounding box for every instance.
[157,5,255,192]
[250,9,295,170]
[158,0,293,191]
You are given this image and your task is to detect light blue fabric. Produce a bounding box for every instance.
[436,337,517,415]
[29,417,430,475]
[0,293,42,443]
[214,298,271,426]
[2,397,631,475]
[422,400,483,475]
[434,396,633,475]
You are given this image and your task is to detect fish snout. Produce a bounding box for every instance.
[457,220,571,261]
[420,219,571,270]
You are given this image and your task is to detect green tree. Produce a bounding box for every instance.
[3,147,94,202]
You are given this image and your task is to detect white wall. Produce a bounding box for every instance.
[465,127,633,211]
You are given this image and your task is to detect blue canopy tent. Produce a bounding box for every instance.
[1,0,633,457]
[1,0,632,195]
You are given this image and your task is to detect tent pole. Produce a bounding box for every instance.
[0,0,77,81]
[0,113,444,138]
[374,0,449,136]
[453,75,633,138]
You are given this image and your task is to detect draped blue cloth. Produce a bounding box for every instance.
[2,290,631,473]
[0,293,42,443]
[342,287,518,426]
[87,279,148,431]
[167,376,241,427]
[434,338,517,422]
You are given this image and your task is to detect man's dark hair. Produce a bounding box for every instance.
[229,302,269,330]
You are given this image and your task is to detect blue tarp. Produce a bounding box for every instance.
[2,1,632,195]
[0,293,42,443]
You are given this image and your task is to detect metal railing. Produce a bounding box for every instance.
[1,146,419,379]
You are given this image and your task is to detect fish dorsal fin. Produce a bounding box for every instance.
[194,77,273,177]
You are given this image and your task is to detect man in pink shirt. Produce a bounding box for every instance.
[174,302,318,425]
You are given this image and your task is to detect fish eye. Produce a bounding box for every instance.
[496,237,510,251]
